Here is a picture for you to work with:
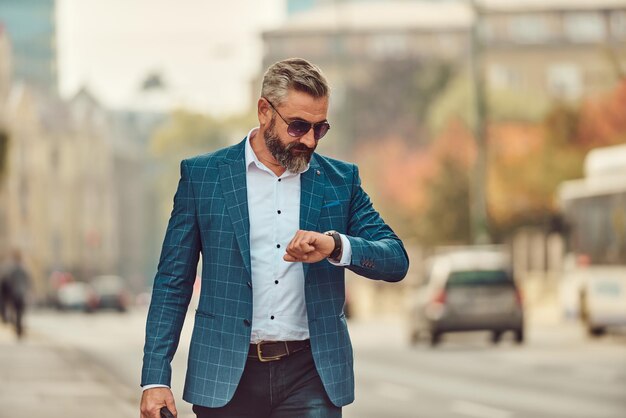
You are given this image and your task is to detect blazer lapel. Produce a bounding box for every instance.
[300,155,324,278]
[219,142,251,276]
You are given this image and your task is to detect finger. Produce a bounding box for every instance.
[287,241,310,258]
[283,253,297,262]
[285,245,302,259]
[165,398,178,418]
[297,240,315,253]
[288,231,306,252]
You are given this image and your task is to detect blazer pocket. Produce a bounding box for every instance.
[321,200,341,209]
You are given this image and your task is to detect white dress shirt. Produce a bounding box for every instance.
[143,128,351,390]
[244,127,351,342]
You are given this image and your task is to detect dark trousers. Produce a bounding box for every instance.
[192,347,342,418]
[0,288,25,338]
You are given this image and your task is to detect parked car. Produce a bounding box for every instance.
[560,261,626,336]
[56,282,98,312]
[408,248,524,346]
[90,275,130,312]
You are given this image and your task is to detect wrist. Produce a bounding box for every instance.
[323,230,342,261]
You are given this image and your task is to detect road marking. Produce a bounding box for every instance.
[451,400,513,418]
[374,382,413,401]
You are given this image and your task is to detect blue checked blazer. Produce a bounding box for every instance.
[141,138,409,408]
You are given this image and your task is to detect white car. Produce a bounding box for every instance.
[560,265,626,336]
[56,282,98,312]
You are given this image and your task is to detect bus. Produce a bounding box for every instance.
[558,143,626,336]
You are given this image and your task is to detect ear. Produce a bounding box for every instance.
[258,98,272,127]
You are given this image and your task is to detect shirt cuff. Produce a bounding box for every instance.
[328,234,352,266]
[142,384,170,391]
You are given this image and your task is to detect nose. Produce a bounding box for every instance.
[300,128,317,148]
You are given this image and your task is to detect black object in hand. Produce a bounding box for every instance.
[160,407,175,418]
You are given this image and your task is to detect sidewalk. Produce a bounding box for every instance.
[0,322,138,418]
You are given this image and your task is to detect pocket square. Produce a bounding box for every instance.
[322,200,341,209]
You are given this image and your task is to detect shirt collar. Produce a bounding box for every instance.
[244,127,310,176]
[244,127,261,172]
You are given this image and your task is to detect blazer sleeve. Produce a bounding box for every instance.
[141,159,201,387]
[345,165,409,282]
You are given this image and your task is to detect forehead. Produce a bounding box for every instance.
[279,90,329,122]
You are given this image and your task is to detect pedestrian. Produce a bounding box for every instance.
[0,266,7,324]
[0,249,31,338]
[140,58,409,418]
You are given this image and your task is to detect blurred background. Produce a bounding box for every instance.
[0,0,625,417]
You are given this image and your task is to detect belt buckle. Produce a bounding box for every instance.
[257,341,289,362]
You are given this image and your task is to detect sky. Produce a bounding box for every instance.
[57,0,286,116]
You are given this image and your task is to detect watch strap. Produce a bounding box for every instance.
[325,231,342,261]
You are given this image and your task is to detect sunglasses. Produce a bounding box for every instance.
[264,97,331,140]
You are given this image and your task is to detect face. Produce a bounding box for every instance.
[260,90,329,173]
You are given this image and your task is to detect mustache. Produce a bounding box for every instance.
[288,142,314,152]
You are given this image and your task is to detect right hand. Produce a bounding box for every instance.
[140,387,177,418]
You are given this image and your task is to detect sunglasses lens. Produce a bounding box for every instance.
[314,123,330,140]
[287,120,311,137]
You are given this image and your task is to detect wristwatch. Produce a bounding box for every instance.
[324,230,342,262]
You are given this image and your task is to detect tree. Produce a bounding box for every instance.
[353,137,436,240]
[336,59,454,152]
[427,74,551,137]
[149,109,255,224]
[417,119,475,246]
[576,80,626,149]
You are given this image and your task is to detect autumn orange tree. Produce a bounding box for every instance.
[576,80,626,149]
[487,80,626,237]
[370,80,626,245]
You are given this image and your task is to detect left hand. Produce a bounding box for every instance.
[283,230,334,263]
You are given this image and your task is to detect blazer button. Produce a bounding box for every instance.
[247,281,252,289]
[243,319,251,327]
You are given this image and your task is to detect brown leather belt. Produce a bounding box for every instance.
[248,339,310,362]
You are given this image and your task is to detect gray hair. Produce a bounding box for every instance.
[261,58,330,106]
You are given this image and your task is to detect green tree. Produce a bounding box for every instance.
[418,154,471,246]
[336,59,453,151]
[149,109,255,224]
[427,75,551,136]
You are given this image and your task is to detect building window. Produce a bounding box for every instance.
[508,14,551,44]
[488,64,522,89]
[547,64,582,100]
[564,12,606,43]
[610,11,626,40]
[480,21,495,42]
[368,34,408,59]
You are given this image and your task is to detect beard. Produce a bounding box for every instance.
[264,117,315,174]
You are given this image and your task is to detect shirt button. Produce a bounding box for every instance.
[274,280,279,284]
[277,210,281,214]
[278,179,282,182]
[243,319,251,326]
[270,315,275,320]
[276,244,281,248]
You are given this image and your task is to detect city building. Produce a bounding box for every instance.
[481,0,626,100]
[0,85,120,298]
[264,0,626,102]
[0,23,12,256]
[0,0,58,95]
[0,23,10,106]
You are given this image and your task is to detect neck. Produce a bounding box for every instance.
[251,129,286,176]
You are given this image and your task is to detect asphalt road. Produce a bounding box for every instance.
[23,308,626,418]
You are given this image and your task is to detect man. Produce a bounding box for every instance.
[140,58,409,418]
[0,250,31,338]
